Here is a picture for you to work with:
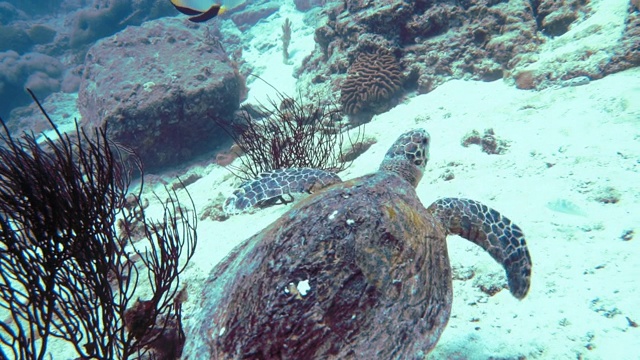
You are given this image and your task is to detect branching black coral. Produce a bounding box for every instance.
[213,80,364,181]
[0,90,197,359]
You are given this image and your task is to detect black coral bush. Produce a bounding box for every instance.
[0,92,197,359]
[214,83,363,181]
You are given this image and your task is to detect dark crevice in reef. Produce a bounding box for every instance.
[528,0,543,32]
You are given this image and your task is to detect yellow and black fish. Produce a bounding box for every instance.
[170,0,227,22]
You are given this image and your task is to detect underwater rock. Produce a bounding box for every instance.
[0,24,33,54]
[27,24,57,45]
[6,92,76,136]
[69,0,131,47]
[461,128,511,155]
[78,17,242,171]
[535,0,588,37]
[69,0,174,47]
[0,50,64,119]
[0,2,27,23]
[229,2,280,30]
[294,0,325,11]
[508,0,639,89]
[602,6,640,75]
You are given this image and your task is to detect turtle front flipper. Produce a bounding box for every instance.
[223,168,342,215]
[427,198,531,299]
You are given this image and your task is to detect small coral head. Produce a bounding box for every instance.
[379,128,430,187]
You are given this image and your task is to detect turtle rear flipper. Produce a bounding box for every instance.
[427,198,531,299]
[223,168,342,214]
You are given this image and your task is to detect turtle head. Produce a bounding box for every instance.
[379,129,430,187]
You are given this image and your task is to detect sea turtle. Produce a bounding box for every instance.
[184,128,531,359]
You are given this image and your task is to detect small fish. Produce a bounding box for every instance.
[170,0,227,22]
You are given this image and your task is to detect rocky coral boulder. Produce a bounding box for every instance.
[78,17,242,171]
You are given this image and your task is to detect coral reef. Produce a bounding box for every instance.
[340,48,404,116]
[534,0,588,36]
[297,0,615,108]
[297,0,538,108]
[601,3,640,75]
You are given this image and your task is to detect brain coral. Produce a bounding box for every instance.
[340,49,403,116]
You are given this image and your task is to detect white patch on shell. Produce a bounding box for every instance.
[143,81,155,92]
[328,210,339,220]
[411,274,420,295]
[297,279,311,296]
[346,218,355,225]
[284,280,311,297]
[219,327,226,336]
